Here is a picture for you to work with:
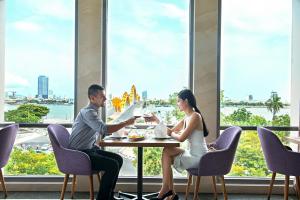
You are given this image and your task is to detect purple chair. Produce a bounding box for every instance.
[47,124,101,200]
[185,126,242,200]
[258,127,300,200]
[0,124,18,198]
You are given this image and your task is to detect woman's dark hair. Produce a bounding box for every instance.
[178,89,209,137]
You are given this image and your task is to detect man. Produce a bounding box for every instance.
[69,84,136,200]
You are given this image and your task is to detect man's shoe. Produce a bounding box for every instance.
[113,196,124,200]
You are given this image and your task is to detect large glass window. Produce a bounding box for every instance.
[220,0,292,177]
[106,0,190,177]
[3,0,75,175]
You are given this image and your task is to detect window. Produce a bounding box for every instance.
[106,0,191,177]
[3,0,75,175]
[220,0,292,177]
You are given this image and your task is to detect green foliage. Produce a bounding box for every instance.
[172,107,185,120]
[272,114,290,126]
[229,131,269,177]
[133,147,162,176]
[168,92,178,106]
[5,148,60,175]
[225,108,252,122]
[220,90,224,105]
[4,104,49,123]
[220,103,291,177]
[265,92,284,121]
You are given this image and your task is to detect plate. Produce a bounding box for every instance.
[106,136,127,139]
[153,136,171,140]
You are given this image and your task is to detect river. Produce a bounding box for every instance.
[4,104,290,122]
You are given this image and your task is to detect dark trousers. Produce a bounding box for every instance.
[82,146,123,200]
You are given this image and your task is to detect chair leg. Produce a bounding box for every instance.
[0,168,7,198]
[71,175,76,199]
[284,175,289,200]
[60,174,69,200]
[193,176,201,200]
[220,176,228,200]
[211,176,218,200]
[97,172,101,184]
[296,176,300,200]
[89,175,94,200]
[185,174,192,200]
[267,172,276,200]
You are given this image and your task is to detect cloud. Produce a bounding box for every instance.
[161,3,189,24]
[5,72,30,89]
[222,0,292,35]
[13,21,42,32]
[22,0,74,20]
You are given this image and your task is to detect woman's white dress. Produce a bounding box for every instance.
[173,115,208,172]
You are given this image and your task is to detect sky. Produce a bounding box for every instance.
[221,0,292,103]
[4,0,292,102]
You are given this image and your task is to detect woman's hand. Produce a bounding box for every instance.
[143,113,160,123]
[167,129,172,136]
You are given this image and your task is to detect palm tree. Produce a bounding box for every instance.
[265,92,283,121]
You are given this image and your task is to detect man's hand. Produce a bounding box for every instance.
[124,117,136,126]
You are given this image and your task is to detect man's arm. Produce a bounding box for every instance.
[106,117,136,134]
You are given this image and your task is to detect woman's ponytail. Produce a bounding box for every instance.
[194,106,209,137]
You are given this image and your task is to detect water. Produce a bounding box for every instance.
[4,103,291,123]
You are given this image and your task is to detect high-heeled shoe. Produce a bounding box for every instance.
[149,190,173,200]
[171,194,179,200]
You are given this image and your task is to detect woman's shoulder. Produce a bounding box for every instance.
[191,112,202,120]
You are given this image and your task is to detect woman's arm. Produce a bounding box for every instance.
[169,113,201,142]
[168,119,184,134]
[145,113,184,133]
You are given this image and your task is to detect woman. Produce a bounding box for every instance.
[146,89,209,200]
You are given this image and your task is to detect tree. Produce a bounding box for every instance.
[265,92,283,121]
[133,147,162,176]
[220,90,224,105]
[5,148,60,175]
[5,104,49,123]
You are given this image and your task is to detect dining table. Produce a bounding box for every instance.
[98,134,180,200]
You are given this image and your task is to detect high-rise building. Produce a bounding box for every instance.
[142,90,147,100]
[38,75,49,99]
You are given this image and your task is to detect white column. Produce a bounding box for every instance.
[291,0,300,127]
[0,0,5,122]
[76,0,104,114]
[194,0,219,142]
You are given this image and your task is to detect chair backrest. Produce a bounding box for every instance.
[0,124,19,168]
[215,126,242,151]
[47,124,92,175]
[195,126,242,176]
[47,124,70,149]
[257,127,288,173]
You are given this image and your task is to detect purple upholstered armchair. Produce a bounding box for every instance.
[47,124,101,200]
[185,126,242,200]
[0,124,18,198]
[258,127,300,200]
